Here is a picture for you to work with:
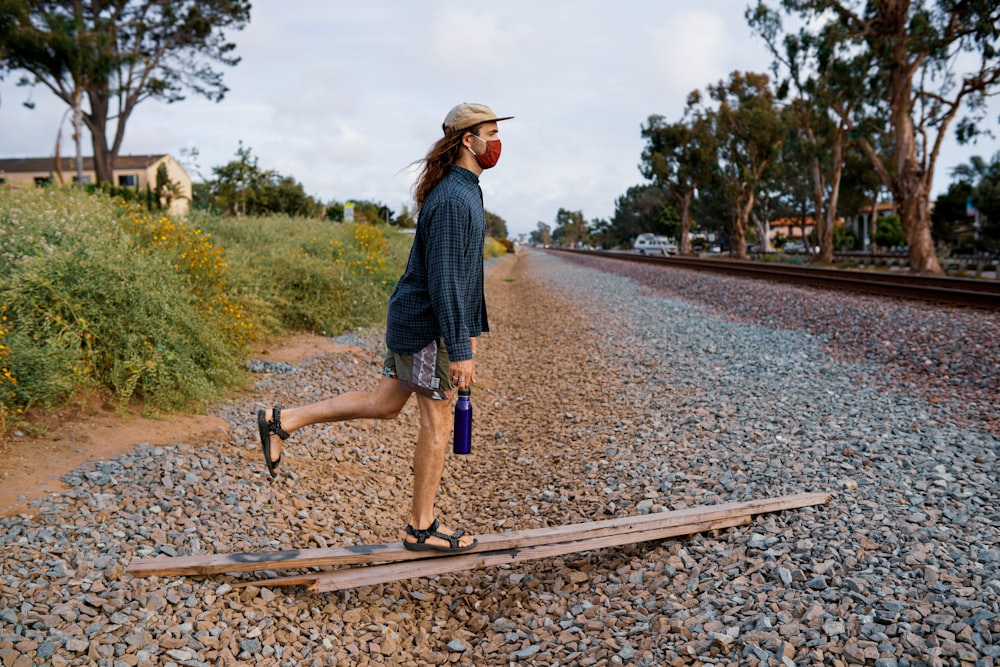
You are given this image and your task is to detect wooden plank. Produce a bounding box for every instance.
[127,492,830,578]
[309,515,752,593]
[236,515,752,590]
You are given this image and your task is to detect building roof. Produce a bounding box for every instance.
[0,154,169,173]
[770,216,818,228]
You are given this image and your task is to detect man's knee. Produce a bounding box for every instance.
[365,393,403,419]
[375,404,403,420]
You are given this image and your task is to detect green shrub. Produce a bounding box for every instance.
[875,214,906,248]
[190,214,412,336]
[493,236,516,254]
[0,188,250,418]
[118,205,258,351]
[2,241,246,411]
[484,236,508,259]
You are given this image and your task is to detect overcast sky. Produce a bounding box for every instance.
[2,1,998,237]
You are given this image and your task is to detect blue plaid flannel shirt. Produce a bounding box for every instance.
[385,166,489,361]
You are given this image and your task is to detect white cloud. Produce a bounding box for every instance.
[650,11,736,101]
[424,5,533,78]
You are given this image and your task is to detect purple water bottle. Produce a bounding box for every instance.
[453,388,472,455]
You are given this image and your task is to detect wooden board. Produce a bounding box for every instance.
[257,515,752,592]
[127,492,830,578]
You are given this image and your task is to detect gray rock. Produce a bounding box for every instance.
[509,644,541,660]
[446,639,468,653]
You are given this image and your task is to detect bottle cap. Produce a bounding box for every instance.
[458,388,471,397]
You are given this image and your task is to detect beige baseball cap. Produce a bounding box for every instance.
[442,103,514,133]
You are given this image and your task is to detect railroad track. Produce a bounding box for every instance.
[549,249,1000,310]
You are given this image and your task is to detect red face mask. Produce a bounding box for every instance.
[470,135,502,169]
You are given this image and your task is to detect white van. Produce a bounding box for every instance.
[633,233,677,256]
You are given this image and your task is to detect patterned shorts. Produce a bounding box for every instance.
[383,339,454,401]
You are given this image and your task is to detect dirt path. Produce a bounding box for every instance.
[0,333,360,517]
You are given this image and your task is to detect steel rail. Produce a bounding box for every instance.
[548,249,1000,310]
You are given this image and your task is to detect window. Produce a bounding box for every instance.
[72,174,92,184]
[118,174,138,187]
[34,177,53,187]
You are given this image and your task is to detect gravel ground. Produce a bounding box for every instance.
[1,249,998,667]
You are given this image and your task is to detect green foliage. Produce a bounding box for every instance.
[708,71,786,258]
[85,181,158,210]
[189,213,413,336]
[326,199,395,225]
[4,245,243,411]
[610,184,675,247]
[493,237,515,254]
[751,0,1000,271]
[640,108,718,250]
[485,210,508,238]
[932,180,975,245]
[530,222,552,247]
[551,208,590,247]
[874,214,906,249]
[201,143,325,217]
[937,153,1000,252]
[483,237,508,259]
[833,224,856,251]
[118,205,258,350]
[395,204,416,229]
[154,162,183,211]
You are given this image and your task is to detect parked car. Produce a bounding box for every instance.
[783,240,806,254]
[633,233,677,256]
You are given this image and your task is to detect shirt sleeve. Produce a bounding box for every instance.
[422,197,474,361]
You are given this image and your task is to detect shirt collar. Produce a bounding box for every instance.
[448,164,480,185]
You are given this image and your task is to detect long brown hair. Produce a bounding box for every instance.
[412,124,483,213]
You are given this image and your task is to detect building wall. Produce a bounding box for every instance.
[139,155,192,216]
[0,155,192,216]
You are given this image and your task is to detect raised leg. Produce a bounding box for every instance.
[264,376,411,462]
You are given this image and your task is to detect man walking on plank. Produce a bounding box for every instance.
[256,102,512,554]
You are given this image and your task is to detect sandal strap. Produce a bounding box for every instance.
[269,407,290,440]
[405,518,465,548]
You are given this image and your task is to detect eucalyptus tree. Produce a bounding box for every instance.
[703,71,786,260]
[750,104,814,252]
[609,183,675,248]
[749,0,1000,273]
[640,95,718,255]
[530,222,552,248]
[0,0,251,183]
[551,208,589,248]
[748,2,867,263]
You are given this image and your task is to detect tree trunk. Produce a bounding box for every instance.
[73,90,84,187]
[811,156,826,261]
[679,190,693,255]
[818,131,844,264]
[891,129,942,273]
[731,191,753,260]
[884,0,943,275]
[85,89,114,183]
[897,188,939,273]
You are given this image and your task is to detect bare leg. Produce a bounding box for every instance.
[404,393,475,549]
[264,376,410,462]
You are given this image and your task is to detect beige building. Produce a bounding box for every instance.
[0,154,192,216]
